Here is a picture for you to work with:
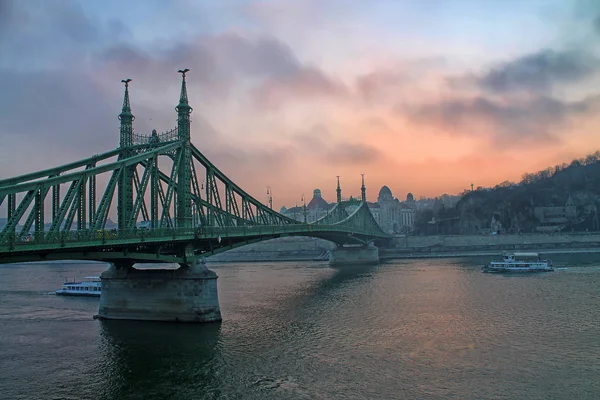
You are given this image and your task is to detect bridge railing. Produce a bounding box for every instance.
[132,127,179,146]
[0,223,388,250]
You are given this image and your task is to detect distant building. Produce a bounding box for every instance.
[280,185,416,233]
[373,186,416,233]
[281,189,335,222]
[533,195,577,232]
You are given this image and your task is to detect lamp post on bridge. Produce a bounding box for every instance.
[361,174,366,202]
[302,194,307,223]
[266,186,273,210]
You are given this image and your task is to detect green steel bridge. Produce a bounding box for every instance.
[0,71,392,266]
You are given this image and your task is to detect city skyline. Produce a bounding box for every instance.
[269,180,417,210]
[2,0,600,206]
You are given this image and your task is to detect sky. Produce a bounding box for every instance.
[1,0,600,209]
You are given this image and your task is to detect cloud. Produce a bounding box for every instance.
[253,66,346,109]
[292,125,332,151]
[406,94,598,147]
[96,32,345,107]
[325,143,383,164]
[291,125,384,165]
[0,69,119,152]
[355,58,451,105]
[469,49,598,94]
[205,145,296,173]
[392,43,600,148]
[356,70,410,103]
[4,0,600,205]
[0,0,347,183]
[0,0,107,68]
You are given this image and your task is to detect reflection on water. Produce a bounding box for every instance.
[98,321,222,400]
[1,256,600,399]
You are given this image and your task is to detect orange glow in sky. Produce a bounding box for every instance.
[2,1,600,209]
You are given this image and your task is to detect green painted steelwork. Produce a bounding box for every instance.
[118,79,135,232]
[176,69,193,230]
[0,70,392,265]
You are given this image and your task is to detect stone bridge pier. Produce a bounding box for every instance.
[96,259,222,323]
[328,243,380,266]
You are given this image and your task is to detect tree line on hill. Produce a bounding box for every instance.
[412,151,600,235]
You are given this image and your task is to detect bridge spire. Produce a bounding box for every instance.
[176,68,193,141]
[361,174,366,202]
[118,79,134,148]
[176,69,193,229]
[117,79,136,232]
[336,176,342,203]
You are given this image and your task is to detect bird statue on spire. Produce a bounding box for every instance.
[176,68,191,112]
[119,78,133,120]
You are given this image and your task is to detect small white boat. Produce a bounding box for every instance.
[482,252,553,273]
[55,276,102,296]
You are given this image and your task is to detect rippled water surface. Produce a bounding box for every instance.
[1,255,600,399]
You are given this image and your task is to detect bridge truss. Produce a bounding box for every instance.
[0,71,391,264]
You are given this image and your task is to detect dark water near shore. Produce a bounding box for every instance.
[1,255,600,399]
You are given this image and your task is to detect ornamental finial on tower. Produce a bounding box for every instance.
[361,174,366,202]
[119,78,134,121]
[176,68,192,114]
[336,176,342,203]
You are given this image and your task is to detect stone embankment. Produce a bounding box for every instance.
[208,233,600,262]
[383,232,600,259]
[208,236,335,263]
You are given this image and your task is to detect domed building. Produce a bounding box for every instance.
[281,189,335,222]
[378,186,394,202]
[372,186,416,234]
[307,189,329,210]
[278,184,416,231]
[305,189,333,221]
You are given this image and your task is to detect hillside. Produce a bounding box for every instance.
[418,152,600,234]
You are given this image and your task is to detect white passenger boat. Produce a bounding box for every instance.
[482,252,553,273]
[55,276,102,296]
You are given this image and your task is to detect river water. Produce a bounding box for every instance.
[1,255,600,400]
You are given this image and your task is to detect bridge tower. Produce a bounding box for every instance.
[361,174,366,202]
[336,176,342,203]
[176,69,193,229]
[118,79,135,231]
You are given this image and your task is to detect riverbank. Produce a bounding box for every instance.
[380,247,600,260]
[207,234,600,262]
[394,232,600,248]
[207,236,334,263]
